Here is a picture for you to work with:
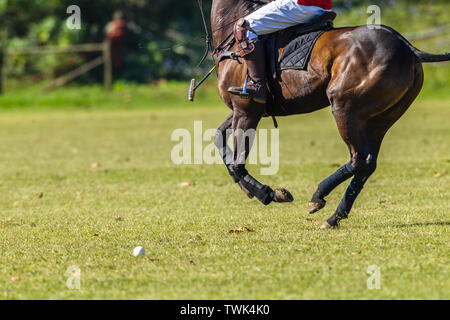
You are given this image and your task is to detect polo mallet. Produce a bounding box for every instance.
[188,65,217,102]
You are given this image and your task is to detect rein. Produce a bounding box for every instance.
[197,0,214,67]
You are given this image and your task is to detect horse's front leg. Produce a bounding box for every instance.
[214,112,254,199]
[231,110,273,205]
[229,109,293,205]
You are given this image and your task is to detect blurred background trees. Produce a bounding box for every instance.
[0,0,448,87]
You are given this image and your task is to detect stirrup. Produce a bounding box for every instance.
[239,73,250,99]
[227,72,267,103]
[227,73,251,99]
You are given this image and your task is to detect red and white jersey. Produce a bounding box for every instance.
[247,0,333,37]
[268,0,332,10]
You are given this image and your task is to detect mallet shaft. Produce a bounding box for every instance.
[194,65,217,91]
[188,65,217,102]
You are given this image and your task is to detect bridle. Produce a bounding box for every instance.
[196,0,269,66]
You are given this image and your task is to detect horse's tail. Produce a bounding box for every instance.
[380,25,450,63]
[413,50,450,63]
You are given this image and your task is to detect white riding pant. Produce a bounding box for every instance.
[245,0,331,40]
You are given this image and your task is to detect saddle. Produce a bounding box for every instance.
[217,12,336,72]
[261,11,336,77]
[214,11,336,119]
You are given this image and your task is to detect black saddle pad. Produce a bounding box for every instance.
[278,30,325,71]
[262,12,336,74]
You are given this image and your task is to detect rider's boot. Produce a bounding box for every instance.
[228,19,267,104]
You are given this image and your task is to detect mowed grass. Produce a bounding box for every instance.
[0,87,448,299]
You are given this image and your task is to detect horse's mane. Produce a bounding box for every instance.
[215,0,265,23]
[237,0,266,14]
[212,0,268,42]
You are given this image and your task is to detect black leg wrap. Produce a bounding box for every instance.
[226,165,240,183]
[335,158,376,218]
[327,210,348,227]
[240,174,274,205]
[214,125,239,183]
[318,162,355,198]
[232,165,273,205]
[336,179,364,217]
[326,155,377,227]
[232,164,274,206]
[310,188,325,203]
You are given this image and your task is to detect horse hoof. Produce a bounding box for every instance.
[320,222,339,230]
[238,182,254,199]
[273,188,294,203]
[308,199,326,214]
[320,222,331,230]
[320,218,340,229]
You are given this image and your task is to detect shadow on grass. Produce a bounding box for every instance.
[391,221,450,228]
[343,221,450,230]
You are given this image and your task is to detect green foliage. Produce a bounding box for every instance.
[1,0,208,84]
[0,0,449,86]
[0,81,221,111]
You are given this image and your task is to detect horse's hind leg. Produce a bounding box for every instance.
[308,162,355,214]
[320,114,380,229]
[322,63,424,229]
[322,147,379,229]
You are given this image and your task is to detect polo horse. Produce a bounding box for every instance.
[202,0,449,228]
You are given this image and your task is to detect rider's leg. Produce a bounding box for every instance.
[227,19,267,104]
[245,0,331,36]
[228,1,331,103]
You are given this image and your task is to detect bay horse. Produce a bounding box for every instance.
[208,0,449,228]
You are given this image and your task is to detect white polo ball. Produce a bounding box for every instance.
[133,246,145,257]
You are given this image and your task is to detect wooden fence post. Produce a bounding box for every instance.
[45,56,105,92]
[103,41,112,90]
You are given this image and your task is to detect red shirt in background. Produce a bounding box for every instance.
[107,19,128,42]
[106,19,128,69]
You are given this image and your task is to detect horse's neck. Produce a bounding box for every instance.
[211,0,261,45]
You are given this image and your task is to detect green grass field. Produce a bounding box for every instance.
[0,81,448,299]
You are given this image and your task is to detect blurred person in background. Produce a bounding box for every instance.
[105,10,128,71]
